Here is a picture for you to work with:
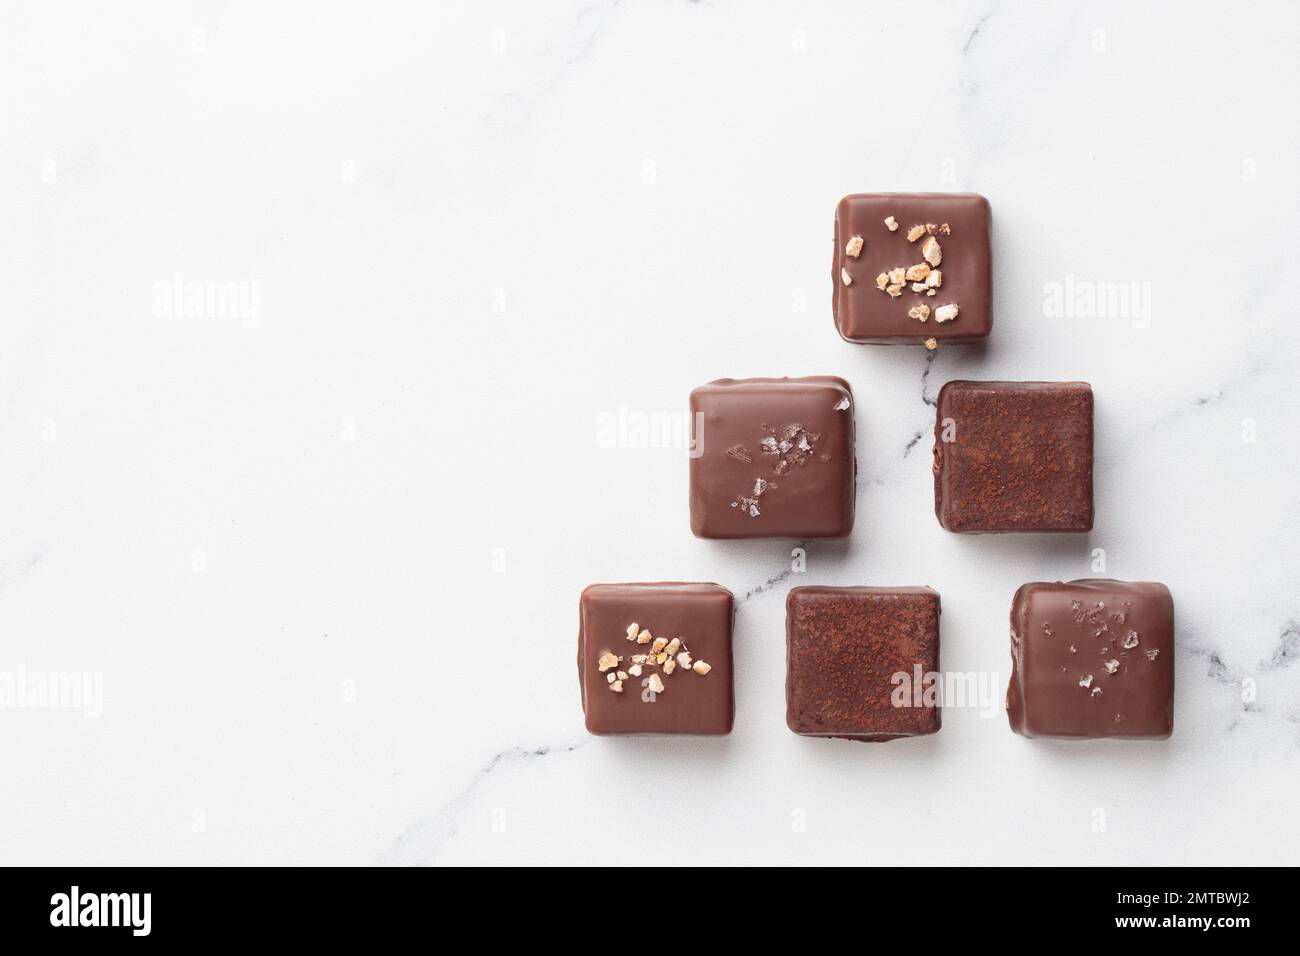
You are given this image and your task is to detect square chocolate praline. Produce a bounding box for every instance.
[933,380,1094,533]
[833,193,991,345]
[579,583,734,736]
[1007,579,1174,739]
[689,376,855,539]
[786,586,941,741]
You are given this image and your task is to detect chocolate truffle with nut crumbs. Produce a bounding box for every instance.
[833,193,992,346]
[579,583,734,735]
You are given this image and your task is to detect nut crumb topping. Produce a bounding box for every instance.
[841,267,853,286]
[858,220,957,322]
[921,236,942,267]
[604,623,713,701]
[845,235,864,258]
[924,337,938,350]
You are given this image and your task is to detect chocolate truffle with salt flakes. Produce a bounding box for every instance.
[689,376,855,539]
[786,586,941,742]
[1006,579,1174,739]
[834,193,992,346]
[578,583,734,736]
[933,380,1094,533]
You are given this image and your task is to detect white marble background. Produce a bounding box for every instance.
[2,0,1298,866]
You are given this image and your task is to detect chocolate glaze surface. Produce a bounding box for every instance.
[833,193,992,344]
[933,380,1093,533]
[689,376,855,539]
[786,586,941,741]
[1006,579,1174,739]
[579,583,734,736]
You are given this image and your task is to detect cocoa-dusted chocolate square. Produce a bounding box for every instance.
[1007,579,1174,739]
[833,193,991,347]
[933,380,1093,533]
[689,376,855,539]
[578,583,734,736]
[786,586,941,741]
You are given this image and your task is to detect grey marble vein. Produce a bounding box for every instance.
[379,742,585,865]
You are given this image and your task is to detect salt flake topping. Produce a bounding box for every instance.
[728,422,825,519]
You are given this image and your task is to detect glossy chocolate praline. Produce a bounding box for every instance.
[689,376,855,540]
[833,193,992,345]
[1006,579,1174,739]
[579,583,734,736]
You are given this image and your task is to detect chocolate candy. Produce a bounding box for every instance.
[1007,579,1174,739]
[834,193,992,346]
[786,586,941,741]
[578,583,734,735]
[689,376,855,539]
[933,380,1094,533]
